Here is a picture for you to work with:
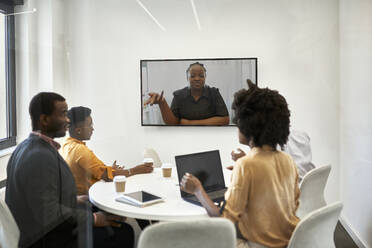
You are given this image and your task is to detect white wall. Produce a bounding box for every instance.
[0,0,68,181]
[0,155,9,181]
[60,0,340,203]
[340,0,372,247]
[12,0,69,138]
[0,14,6,139]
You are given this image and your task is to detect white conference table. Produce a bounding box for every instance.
[89,167,232,221]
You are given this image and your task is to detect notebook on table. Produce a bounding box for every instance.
[175,150,227,206]
[115,191,164,207]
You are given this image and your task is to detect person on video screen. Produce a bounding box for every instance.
[144,62,230,125]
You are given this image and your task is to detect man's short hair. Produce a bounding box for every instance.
[68,106,92,129]
[29,92,66,131]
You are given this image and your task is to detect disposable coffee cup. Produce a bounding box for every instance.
[143,158,154,167]
[113,176,126,193]
[161,163,173,178]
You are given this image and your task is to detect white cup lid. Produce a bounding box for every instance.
[143,158,154,163]
[113,175,126,182]
[161,163,173,168]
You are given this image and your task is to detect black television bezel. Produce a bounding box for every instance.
[140,57,258,127]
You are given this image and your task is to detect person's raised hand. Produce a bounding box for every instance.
[180,173,202,195]
[144,91,165,106]
[112,160,123,170]
[231,148,245,161]
[94,211,126,228]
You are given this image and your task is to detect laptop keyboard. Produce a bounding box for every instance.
[185,189,226,204]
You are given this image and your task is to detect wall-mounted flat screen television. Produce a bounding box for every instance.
[141,58,257,126]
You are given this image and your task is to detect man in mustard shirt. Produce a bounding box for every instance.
[60,106,153,195]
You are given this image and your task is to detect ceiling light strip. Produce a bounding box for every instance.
[5,8,37,16]
[190,0,201,31]
[135,0,166,31]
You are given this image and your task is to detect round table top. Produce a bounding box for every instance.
[89,167,231,221]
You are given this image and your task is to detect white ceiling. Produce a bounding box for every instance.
[113,0,280,32]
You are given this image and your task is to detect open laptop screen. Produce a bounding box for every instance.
[175,150,225,197]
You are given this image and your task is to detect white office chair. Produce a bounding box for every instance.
[0,197,20,248]
[143,148,162,168]
[0,187,5,201]
[1,187,143,248]
[288,201,343,248]
[296,164,331,218]
[137,218,236,248]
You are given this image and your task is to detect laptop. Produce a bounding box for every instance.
[175,150,227,206]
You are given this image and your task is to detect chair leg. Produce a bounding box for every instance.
[125,217,142,248]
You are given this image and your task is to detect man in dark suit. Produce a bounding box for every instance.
[5,92,133,248]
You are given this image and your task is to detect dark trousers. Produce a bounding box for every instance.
[136,218,151,229]
[29,224,134,248]
[28,218,78,248]
[93,224,134,248]
[29,205,134,248]
[91,206,134,248]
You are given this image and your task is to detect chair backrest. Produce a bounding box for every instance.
[296,164,331,218]
[0,198,20,248]
[137,218,236,248]
[143,148,162,168]
[0,187,5,201]
[288,201,343,248]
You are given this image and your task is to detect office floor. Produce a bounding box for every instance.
[335,221,359,248]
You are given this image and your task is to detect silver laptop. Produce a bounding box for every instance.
[175,150,227,206]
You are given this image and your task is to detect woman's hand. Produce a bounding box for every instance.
[180,173,203,195]
[131,163,154,175]
[144,91,165,106]
[94,211,126,227]
[112,160,124,170]
[231,148,245,161]
[76,195,89,205]
[181,173,221,217]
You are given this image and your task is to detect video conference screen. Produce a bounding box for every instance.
[141,58,257,126]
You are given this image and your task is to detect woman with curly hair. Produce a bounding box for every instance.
[181,80,300,248]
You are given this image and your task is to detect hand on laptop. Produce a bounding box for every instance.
[180,173,202,195]
[231,148,245,161]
